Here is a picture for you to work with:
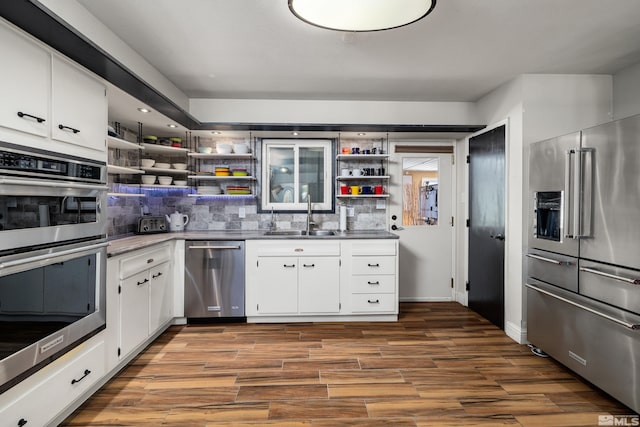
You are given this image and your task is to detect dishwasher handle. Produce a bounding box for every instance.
[188,245,242,250]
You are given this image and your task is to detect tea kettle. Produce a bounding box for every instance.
[165,210,189,232]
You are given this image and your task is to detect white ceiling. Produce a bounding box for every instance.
[78,0,640,104]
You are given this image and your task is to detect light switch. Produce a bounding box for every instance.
[238,207,246,218]
[347,207,355,217]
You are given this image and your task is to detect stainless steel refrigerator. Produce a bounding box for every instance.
[526,114,640,413]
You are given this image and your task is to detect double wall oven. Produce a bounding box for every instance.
[0,141,107,392]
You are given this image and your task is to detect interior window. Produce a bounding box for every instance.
[402,157,439,226]
[261,139,333,211]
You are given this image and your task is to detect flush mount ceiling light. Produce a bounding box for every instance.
[137,107,151,113]
[288,0,436,32]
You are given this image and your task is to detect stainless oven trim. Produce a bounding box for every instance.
[0,241,109,272]
[0,177,108,191]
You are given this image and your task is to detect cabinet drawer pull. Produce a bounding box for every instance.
[58,124,80,134]
[18,419,27,426]
[152,272,163,278]
[137,278,149,285]
[367,299,380,304]
[367,263,380,267]
[17,111,45,123]
[367,281,380,285]
[303,263,315,268]
[71,369,91,385]
[283,264,296,268]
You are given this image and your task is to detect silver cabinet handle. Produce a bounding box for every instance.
[367,281,380,285]
[525,253,571,265]
[579,267,640,285]
[188,245,241,250]
[525,284,639,330]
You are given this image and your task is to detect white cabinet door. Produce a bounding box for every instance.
[255,257,298,314]
[51,56,106,154]
[299,257,340,314]
[0,22,49,138]
[119,270,150,358]
[149,262,172,333]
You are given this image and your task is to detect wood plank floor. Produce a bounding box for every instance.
[62,302,635,426]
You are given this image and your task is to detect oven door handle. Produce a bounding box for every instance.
[0,242,110,270]
[525,283,640,330]
[0,177,108,191]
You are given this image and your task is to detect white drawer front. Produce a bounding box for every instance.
[120,245,171,279]
[351,256,395,275]
[351,294,397,313]
[350,275,395,294]
[255,240,340,257]
[350,240,397,256]
[0,340,105,427]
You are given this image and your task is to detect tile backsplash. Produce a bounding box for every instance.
[107,187,387,237]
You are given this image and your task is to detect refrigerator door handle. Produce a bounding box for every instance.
[525,284,640,330]
[579,266,640,285]
[564,149,576,239]
[576,147,594,239]
[525,253,570,266]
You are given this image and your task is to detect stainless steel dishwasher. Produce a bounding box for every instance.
[184,240,245,321]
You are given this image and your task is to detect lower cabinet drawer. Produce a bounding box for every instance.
[350,275,395,294]
[351,294,397,313]
[0,340,105,427]
[351,256,395,275]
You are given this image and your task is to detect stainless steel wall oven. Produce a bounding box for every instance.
[0,141,107,392]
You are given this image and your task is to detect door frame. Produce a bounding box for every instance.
[389,140,458,302]
[461,119,510,308]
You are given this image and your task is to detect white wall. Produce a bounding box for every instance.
[190,98,480,125]
[613,61,640,119]
[470,74,612,344]
[38,0,189,111]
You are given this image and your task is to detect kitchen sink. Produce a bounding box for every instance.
[307,230,336,236]
[262,230,336,236]
[263,230,306,236]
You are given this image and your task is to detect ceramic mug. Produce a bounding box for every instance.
[349,185,361,195]
[351,147,360,154]
[376,167,386,176]
[341,168,350,176]
[351,169,364,176]
[340,185,349,195]
[341,147,351,154]
[362,149,371,155]
[374,185,385,195]
[361,185,373,194]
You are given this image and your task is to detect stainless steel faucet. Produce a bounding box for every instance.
[269,208,276,231]
[306,194,316,234]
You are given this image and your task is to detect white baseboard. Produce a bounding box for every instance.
[454,291,468,306]
[505,320,527,344]
[399,297,453,302]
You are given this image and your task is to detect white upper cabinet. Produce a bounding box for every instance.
[0,21,107,161]
[51,56,107,154]
[0,22,50,139]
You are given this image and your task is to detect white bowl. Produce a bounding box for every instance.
[140,159,155,168]
[141,175,156,185]
[233,143,250,154]
[173,180,187,186]
[158,176,173,185]
[216,143,233,154]
[198,146,213,154]
[172,163,187,170]
[154,162,171,169]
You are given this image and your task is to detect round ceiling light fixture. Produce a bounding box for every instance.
[288,0,436,32]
